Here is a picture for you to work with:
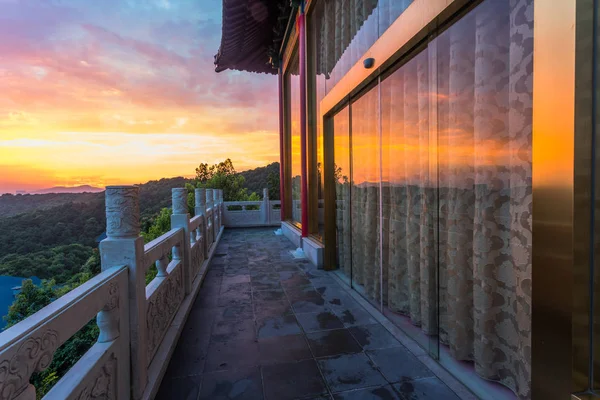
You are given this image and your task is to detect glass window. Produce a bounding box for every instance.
[311,0,414,97]
[350,86,381,307]
[333,106,351,277]
[324,0,533,398]
[287,49,302,226]
[435,2,532,398]
[380,49,437,353]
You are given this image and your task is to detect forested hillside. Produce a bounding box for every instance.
[0,176,193,259]
[0,192,102,217]
[240,162,280,199]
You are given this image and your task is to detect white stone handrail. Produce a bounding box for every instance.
[0,265,129,400]
[143,228,184,272]
[222,189,281,228]
[0,186,226,400]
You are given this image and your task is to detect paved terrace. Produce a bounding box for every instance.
[157,228,463,400]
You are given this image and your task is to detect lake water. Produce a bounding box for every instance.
[0,276,41,330]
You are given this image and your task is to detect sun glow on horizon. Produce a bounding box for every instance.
[0,0,279,194]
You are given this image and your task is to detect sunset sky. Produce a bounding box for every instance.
[0,0,279,194]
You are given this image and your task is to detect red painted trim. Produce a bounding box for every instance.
[298,11,308,237]
[278,69,285,221]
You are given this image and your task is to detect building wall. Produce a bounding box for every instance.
[281,0,585,399]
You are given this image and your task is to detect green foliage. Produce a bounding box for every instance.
[267,170,280,200]
[5,279,99,398]
[0,192,102,218]
[141,208,173,243]
[240,162,280,199]
[195,159,253,201]
[138,177,191,219]
[0,244,94,284]
[4,279,55,328]
[0,202,105,257]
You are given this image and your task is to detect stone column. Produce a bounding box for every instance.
[205,189,214,246]
[195,188,209,255]
[99,185,146,399]
[262,188,270,225]
[171,188,192,295]
[206,189,213,209]
[219,189,224,230]
[213,190,219,233]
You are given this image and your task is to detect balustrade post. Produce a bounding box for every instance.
[99,185,146,399]
[213,190,219,232]
[219,189,224,229]
[262,188,270,225]
[195,188,209,255]
[206,189,214,246]
[171,188,192,295]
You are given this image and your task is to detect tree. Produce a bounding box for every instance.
[141,208,173,243]
[194,159,254,201]
[267,171,280,200]
[5,279,99,399]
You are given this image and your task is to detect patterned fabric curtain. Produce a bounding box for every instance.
[314,0,378,77]
[379,0,533,398]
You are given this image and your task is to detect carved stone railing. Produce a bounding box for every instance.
[143,227,185,364]
[223,188,281,228]
[0,185,224,400]
[0,265,129,400]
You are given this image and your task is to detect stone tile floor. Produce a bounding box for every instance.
[157,228,462,400]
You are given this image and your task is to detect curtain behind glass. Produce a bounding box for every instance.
[351,88,381,304]
[334,107,351,277]
[381,49,436,334]
[324,0,533,397]
[378,1,533,398]
[312,0,414,95]
[436,1,533,398]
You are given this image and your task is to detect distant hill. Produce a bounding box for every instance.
[31,185,104,194]
[240,162,280,198]
[0,176,192,261]
[0,192,103,218]
[0,177,191,219]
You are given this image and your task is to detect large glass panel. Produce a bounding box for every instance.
[323,1,532,398]
[380,49,437,354]
[333,106,351,278]
[350,87,381,307]
[288,49,302,225]
[435,1,533,399]
[311,0,414,96]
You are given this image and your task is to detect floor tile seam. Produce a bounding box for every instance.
[361,349,430,387]
[313,349,390,391]
[203,239,250,374]
[311,352,336,399]
[254,359,266,400]
[327,381,393,395]
[344,324,406,352]
[296,322,335,399]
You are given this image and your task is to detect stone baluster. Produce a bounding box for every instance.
[99,185,146,399]
[155,255,168,278]
[219,189,224,229]
[206,189,214,246]
[262,188,270,225]
[195,188,209,255]
[213,190,219,233]
[171,188,192,295]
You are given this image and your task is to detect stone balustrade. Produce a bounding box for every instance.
[223,191,281,228]
[0,185,225,400]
